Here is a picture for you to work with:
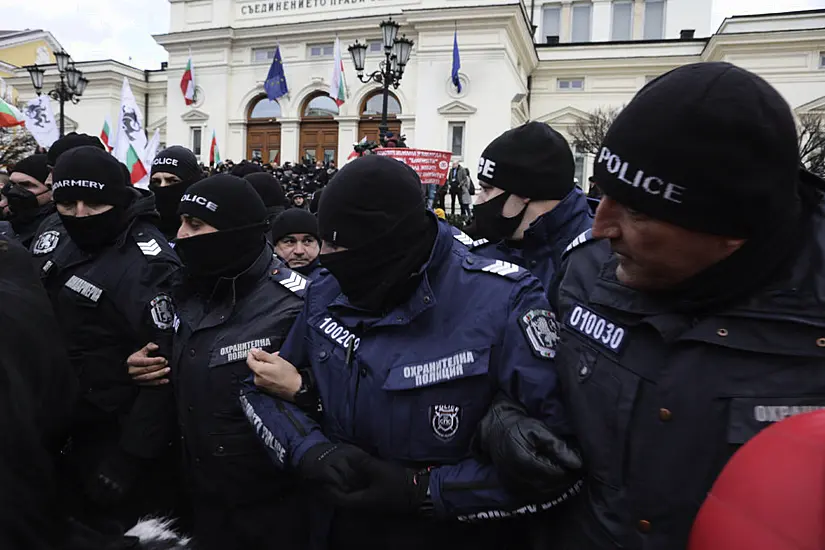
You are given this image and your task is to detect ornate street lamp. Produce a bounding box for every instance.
[25,51,87,138]
[348,19,414,143]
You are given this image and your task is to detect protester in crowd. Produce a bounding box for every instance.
[290,192,308,210]
[448,160,468,215]
[463,122,592,307]
[149,146,204,241]
[40,146,180,533]
[239,155,580,549]
[458,167,474,219]
[474,62,825,550]
[271,208,321,278]
[127,175,311,550]
[1,154,54,248]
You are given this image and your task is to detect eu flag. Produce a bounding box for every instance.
[265,46,289,100]
[451,30,462,93]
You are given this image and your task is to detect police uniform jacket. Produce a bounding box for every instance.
[173,246,305,504]
[39,189,180,461]
[553,201,825,550]
[11,202,57,249]
[30,211,68,273]
[241,220,571,522]
[468,188,593,304]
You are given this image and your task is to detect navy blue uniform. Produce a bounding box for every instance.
[39,190,181,528]
[551,201,825,549]
[29,211,68,273]
[241,221,571,549]
[468,188,592,306]
[172,246,309,550]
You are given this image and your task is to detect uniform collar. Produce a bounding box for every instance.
[186,244,271,308]
[522,189,592,250]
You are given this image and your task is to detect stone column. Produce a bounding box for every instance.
[279,118,300,164]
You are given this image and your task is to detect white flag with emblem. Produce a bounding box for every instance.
[113,77,148,166]
[136,129,162,190]
[22,95,59,148]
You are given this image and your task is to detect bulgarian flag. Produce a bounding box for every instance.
[126,143,147,185]
[180,50,196,106]
[329,37,347,107]
[209,129,221,166]
[100,117,113,151]
[0,97,25,128]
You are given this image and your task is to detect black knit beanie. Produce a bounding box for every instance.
[245,172,288,209]
[51,146,131,207]
[271,209,319,243]
[178,174,267,230]
[47,132,105,167]
[594,62,800,238]
[477,121,575,200]
[231,161,264,178]
[150,146,203,183]
[319,155,424,248]
[12,154,50,184]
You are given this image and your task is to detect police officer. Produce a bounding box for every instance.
[30,133,107,269]
[476,62,825,550]
[149,145,203,241]
[240,155,581,550]
[245,171,289,226]
[1,154,54,247]
[129,175,311,550]
[271,208,321,277]
[465,122,592,304]
[41,146,180,532]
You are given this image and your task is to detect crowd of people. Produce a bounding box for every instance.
[0,61,824,550]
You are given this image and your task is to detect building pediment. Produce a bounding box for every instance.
[148,116,167,131]
[795,95,825,114]
[537,106,591,126]
[437,100,477,116]
[181,109,209,123]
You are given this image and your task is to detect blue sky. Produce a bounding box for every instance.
[2,0,823,70]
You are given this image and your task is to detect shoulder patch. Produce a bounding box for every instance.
[270,267,309,298]
[453,230,474,247]
[519,309,559,359]
[32,230,60,255]
[470,238,489,249]
[463,256,527,281]
[149,294,175,330]
[137,238,162,257]
[563,229,594,258]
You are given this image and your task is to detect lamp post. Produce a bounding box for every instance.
[25,50,88,138]
[348,19,414,144]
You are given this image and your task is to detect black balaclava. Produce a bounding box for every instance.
[245,172,288,220]
[149,146,203,237]
[175,174,269,280]
[594,62,811,313]
[318,155,437,313]
[472,121,576,242]
[5,154,51,228]
[51,146,132,251]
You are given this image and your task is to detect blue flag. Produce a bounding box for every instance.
[451,30,462,93]
[265,46,289,100]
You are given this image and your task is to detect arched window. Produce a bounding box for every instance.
[361,91,401,116]
[249,97,281,119]
[303,93,339,118]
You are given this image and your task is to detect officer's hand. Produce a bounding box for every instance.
[247,348,302,400]
[127,342,169,386]
[298,442,370,491]
[325,454,429,513]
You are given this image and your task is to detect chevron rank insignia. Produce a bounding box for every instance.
[453,230,474,247]
[563,229,594,257]
[271,268,309,297]
[137,239,162,257]
[462,256,527,281]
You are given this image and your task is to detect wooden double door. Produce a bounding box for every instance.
[247,123,281,164]
[299,121,338,164]
[358,118,401,146]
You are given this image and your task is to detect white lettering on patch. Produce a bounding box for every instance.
[220,338,272,363]
[51,179,106,191]
[240,394,286,464]
[402,351,475,387]
[181,193,219,212]
[317,317,360,351]
[65,275,103,303]
[566,304,627,353]
[596,146,685,204]
[754,405,825,423]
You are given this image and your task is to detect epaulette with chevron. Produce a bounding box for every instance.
[563,229,595,258]
[461,256,528,281]
[270,266,309,298]
[453,230,490,249]
[137,238,163,257]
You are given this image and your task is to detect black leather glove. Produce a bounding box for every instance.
[84,449,142,506]
[326,453,430,513]
[472,393,583,499]
[298,442,371,491]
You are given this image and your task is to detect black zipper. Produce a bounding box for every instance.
[277,398,308,436]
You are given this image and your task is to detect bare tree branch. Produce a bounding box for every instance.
[0,128,37,169]
[569,107,622,156]
[799,112,825,178]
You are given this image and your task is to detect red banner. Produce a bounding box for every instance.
[374,148,453,185]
